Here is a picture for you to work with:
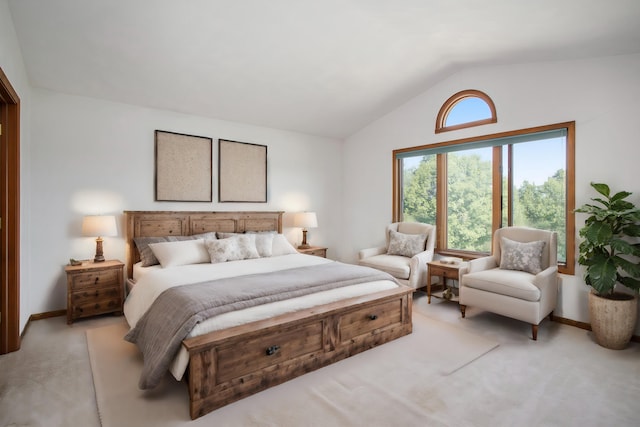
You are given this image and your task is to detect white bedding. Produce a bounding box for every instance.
[123,253,399,380]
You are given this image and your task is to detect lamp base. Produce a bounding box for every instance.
[94,237,106,262]
[299,229,311,249]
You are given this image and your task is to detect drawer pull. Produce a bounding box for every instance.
[369,314,378,320]
[94,277,99,284]
[265,345,280,356]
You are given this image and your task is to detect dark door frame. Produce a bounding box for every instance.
[0,67,21,354]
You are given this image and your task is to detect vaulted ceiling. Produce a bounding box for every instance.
[8,0,640,138]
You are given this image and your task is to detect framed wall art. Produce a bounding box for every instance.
[218,139,267,203]
[155,130,213,202]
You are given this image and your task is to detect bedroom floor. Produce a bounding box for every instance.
[1,291,638,427]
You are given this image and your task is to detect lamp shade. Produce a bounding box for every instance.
[82,215,117,237]
[294,212,318,229]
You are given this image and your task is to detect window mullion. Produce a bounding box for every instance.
[436,153,447,251]
[507,144,514,226]
[491,147,502,239]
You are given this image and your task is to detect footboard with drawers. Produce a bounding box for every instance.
[184,286,413,419]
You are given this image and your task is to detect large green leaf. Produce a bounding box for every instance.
[610,199,635,211]
[615,256,640,278]
[586,258,618,295]
[574,203,600,214]
[591,198,611,209]
[583,221,613,245]
[622,223,640,237]
[610,190,633,203]
[591,182,610,198]
[618,276,640,292]
[609,238,635,255]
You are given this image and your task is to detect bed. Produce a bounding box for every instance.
[123,210,413,419]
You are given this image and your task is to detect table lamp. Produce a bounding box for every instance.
[294,212,317,249]
[82,215,117,262]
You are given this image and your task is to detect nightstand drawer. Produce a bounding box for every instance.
[70,296,122,319]
[70,286,121,305]
[304,248,326,257]
[70,269,120,290]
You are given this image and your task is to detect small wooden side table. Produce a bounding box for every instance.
[297,246,328,258]
[65,259,124,324]
[426,260,467,304]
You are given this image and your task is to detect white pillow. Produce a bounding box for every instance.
[148,239,210,268]
[271,234,298,256]
[253,233,275,257]
[205,234,260,263]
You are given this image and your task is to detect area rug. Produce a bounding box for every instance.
[87,312,498,427]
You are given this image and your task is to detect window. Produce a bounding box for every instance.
[446,146,493,253]
[394,122,575,274]
[435,89,497,133]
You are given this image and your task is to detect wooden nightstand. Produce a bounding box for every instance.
[65,259,125,324]
[297,246,327,258]
[426,260,467,304]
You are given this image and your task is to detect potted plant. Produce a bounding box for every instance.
[575,182,640,349]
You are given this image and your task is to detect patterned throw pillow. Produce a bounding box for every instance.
[220,231,276,257]
[387,230,427,258]
[205,235,260,263]
[499,237,546,274]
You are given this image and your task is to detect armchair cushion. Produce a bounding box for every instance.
[462,269,541,302]
[387,230,427,258]
[358,254,411,280]
[499,237,546,274]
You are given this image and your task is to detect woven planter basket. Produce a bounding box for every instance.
[588,291,638,350]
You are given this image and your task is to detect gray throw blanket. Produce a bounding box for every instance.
[125,262,397,389]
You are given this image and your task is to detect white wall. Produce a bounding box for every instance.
[28,89,343,317]
[343,53,640,333]
[1,0,32,331]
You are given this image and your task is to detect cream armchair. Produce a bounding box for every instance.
[459,226,558,340]
[358,222,436,289]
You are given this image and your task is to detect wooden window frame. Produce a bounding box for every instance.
[435,89,497,134]
[394,121,575,275]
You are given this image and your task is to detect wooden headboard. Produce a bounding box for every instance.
[123,210,284,279]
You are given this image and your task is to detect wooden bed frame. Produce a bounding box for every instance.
[124,210,413,419]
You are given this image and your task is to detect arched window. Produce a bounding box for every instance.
[435,89,497,133]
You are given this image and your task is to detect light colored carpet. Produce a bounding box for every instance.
[2,292,639,426]
[87,311,498,427]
